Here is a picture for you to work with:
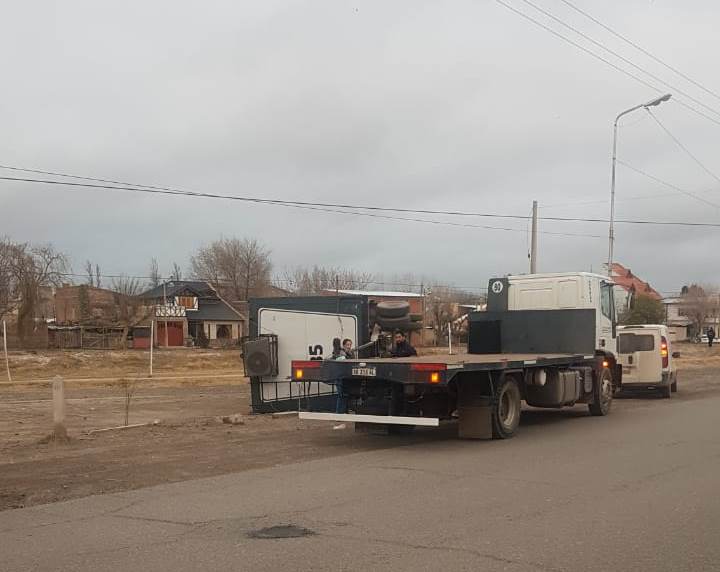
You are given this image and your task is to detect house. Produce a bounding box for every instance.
[49,284,149,349]
[138,280,246,347]
[661,297,692,341]
[609,263,662,314]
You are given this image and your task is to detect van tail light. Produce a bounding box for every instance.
[660,337,669,368]
[292,360,322,380]
[410,363,446,384]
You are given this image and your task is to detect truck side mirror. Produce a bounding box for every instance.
[672,351,681,359]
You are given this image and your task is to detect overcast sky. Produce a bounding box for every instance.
[2,0,719,295]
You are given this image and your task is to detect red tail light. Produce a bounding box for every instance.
[660,337,669,368]
[410,363,446,384]
[291,360,321,380]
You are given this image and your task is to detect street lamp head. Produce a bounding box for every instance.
[644,93,672,108]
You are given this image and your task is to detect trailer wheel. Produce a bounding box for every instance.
[588,368,612,416]
[492,376,521,439]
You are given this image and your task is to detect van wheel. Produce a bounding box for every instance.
[660,384,671,399]
[492,376,521,439]
[588,368,612,416]
[671,375,678,393]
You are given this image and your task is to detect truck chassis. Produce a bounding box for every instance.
[294,353,612,439]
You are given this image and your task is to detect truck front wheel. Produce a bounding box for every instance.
[588,368,612,416]
[492,376,521,439]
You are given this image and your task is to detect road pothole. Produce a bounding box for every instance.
[247,525,316,539]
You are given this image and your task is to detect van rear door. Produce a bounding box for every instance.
[617,330,662,384]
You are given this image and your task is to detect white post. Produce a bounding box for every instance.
[149,320,154,378]
[2,320,10,382]
[448,322,453,355]
[52,375,68,442]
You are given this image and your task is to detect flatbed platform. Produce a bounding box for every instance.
[347,352,594,366]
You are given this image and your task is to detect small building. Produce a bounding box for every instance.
[139,281,246,347]
[662,297,691,342]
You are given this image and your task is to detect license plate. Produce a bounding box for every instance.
[352,367,376,377]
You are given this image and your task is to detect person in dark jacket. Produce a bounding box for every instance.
[708,327,715,348]
[390,331,417,357]
[330,338,348,424]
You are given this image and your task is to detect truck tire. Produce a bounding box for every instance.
[376,315,412,329]
[660,384,671,399]
[671,374,678,393]
[491,376,522,439]
[376,301,410,319]
[588,368,612,416]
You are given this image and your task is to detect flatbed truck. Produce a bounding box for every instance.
[295,272,620,439]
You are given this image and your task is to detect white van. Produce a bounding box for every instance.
[616,325,678,398]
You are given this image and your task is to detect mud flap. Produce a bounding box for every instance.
[458,400,492,439]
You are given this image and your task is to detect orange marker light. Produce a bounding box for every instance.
[295,369,304,380]
[430,372,440,383]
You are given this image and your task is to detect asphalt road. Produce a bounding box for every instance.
[2,390,720,572]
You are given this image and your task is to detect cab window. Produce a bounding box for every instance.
[600,283,613,320]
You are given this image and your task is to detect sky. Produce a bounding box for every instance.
[2,0,720,296]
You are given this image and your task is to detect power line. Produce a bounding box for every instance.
[616,160,720,209]
[2,172,720,228]
[557,0,720,104]
[493,0,720,128]
[517,0,720,121]
[56,272,490,292]
[0,173,600,239]
[645,108,720,186]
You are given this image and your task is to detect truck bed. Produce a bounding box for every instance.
[347,352,595,369]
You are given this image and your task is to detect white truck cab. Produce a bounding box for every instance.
[617,324,678,398]
[503,272,618,355]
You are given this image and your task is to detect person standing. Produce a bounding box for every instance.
[330,338,348,428]
[708,327,715,348]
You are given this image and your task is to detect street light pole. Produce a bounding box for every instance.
[608,93,672,276]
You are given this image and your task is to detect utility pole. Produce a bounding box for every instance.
[530,200,538,274]
[608,93,671,275]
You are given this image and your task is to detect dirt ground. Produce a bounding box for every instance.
[1,342,718,512]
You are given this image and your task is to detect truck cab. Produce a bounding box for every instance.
[485,272,619,383]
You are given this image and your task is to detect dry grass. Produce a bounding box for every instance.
[672,341,720,370]
[2,348,243,386]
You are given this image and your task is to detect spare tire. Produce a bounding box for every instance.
[376,301,410,318]
[409,313,423,322]
[376,315,413,330]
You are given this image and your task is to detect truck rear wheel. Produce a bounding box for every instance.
[671,374,678,393]
[588,368,612,416]
[492,376,521,439]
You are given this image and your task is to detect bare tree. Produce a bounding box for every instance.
[0,238,20,321]
[111,275,142,297]
[680,284,720,336]
[84,260,94,286]
[425,285,481,345]
[119,377,139,426]
[170,262,182,282]
[83,260,101,287]
[280,266,374,295]
[191,237,272,300]
[10,243,69,344]
[148,258,161,289]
